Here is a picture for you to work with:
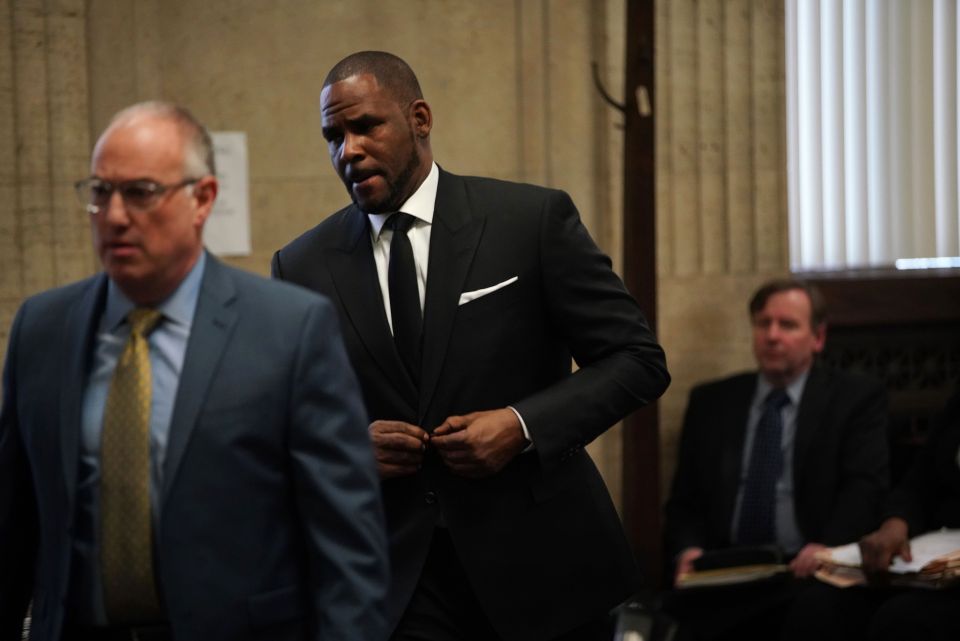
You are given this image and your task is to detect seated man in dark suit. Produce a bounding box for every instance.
[663,278,889,641]
[785,389,960,641]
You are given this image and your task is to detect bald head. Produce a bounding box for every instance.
[323,51,423,106]
[89,102,218,306]
[101,101,216,178]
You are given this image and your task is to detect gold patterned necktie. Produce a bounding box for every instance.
[100,307,164,624]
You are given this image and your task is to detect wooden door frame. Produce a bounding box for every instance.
[620,0,662,587]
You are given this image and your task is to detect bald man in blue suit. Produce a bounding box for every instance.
[0,102,388,641]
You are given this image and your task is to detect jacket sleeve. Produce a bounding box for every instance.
[288,297,390,641]
[819,377,890,545]
[0,305,37,641]
[510,189,670,470]
[663,385,712,559]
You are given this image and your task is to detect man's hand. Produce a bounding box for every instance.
[859,517,911,582]
[430,408,528,478]
[789,542,827,578]
[674,547,704,586]
[368,420,429,479]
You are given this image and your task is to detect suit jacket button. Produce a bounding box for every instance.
[424,491,437,505]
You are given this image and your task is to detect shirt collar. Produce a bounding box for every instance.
[102,251,207,332]
[755,367,811,407]
[368,162,439,240]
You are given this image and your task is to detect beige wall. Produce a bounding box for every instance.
[1,0,630,504]
[1,0,794,513]
[1,0,95,348]
[655,0,790,493]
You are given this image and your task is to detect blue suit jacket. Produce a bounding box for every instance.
[273,170,670,641]
[0,254,389,641]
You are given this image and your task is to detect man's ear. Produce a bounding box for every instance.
[410,99,432,139]
[191,175,219,227]
[812,323,827,354]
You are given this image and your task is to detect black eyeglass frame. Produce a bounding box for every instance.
[74,177,201,215]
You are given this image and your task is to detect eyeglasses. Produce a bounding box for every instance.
[74,177,200,215]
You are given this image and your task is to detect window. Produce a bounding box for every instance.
[786,0,960,270]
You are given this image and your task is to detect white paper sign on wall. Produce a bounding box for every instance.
[204,131,251,256]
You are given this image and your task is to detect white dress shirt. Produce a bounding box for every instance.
[367,163,438,334]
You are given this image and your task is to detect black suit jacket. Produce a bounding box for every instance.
[272,169,670,641]
[0,255,388,641]
[664,365,889,560]
[883,389,960,535]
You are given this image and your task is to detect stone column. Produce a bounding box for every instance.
[656,0,789,489]
[0,0,95,351]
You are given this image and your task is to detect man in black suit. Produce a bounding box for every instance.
[0,102,388,641]
[663,279,888,641]
[272,51,670,641]
[785,389,960,641]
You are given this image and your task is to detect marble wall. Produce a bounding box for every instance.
[655,0,790,492]
[1,0,792,511]
[1,0,95,347]
[0,0,630,504]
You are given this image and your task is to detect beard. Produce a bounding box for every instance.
[349,132,423,214]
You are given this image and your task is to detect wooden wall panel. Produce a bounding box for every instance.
[516,0,549,188]
[654,0,673,280]
[4,1,629,503]
[753,0,786,273]
[658,0,786,279]
[656,0,788,494]
[698,0,727,274]
[47,0,94,284]
[13,0,56,296]
[0,0,23,313]
[668,0,701,276]
[725,0,756,273]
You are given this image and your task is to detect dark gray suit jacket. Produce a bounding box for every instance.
[883,389,960,535]
[664,365,889,560]
[0,254,389,641]
[272,169,670,641]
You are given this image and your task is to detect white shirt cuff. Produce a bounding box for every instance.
[507,406,535,452]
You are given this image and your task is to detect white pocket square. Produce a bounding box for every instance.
[458,276,519,305]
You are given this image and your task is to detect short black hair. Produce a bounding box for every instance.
[323,51,423,105]
[748,278,827,327]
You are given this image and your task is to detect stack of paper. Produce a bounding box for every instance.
[815,528,960,589]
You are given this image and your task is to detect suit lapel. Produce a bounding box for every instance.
[418,171,484,425]
[719,375,757,528]
[793,365,828,484]
[325,206,418,408]
[162,255,238,505]
[59,276,108,509]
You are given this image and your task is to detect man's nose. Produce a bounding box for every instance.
[100,190,131,224]
[340,133,363,163]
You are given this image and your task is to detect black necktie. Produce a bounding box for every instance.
[736,388,791,545]
[386,213,421,384]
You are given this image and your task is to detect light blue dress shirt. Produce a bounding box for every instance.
[69,252,205,625]
[730,369,810,555]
